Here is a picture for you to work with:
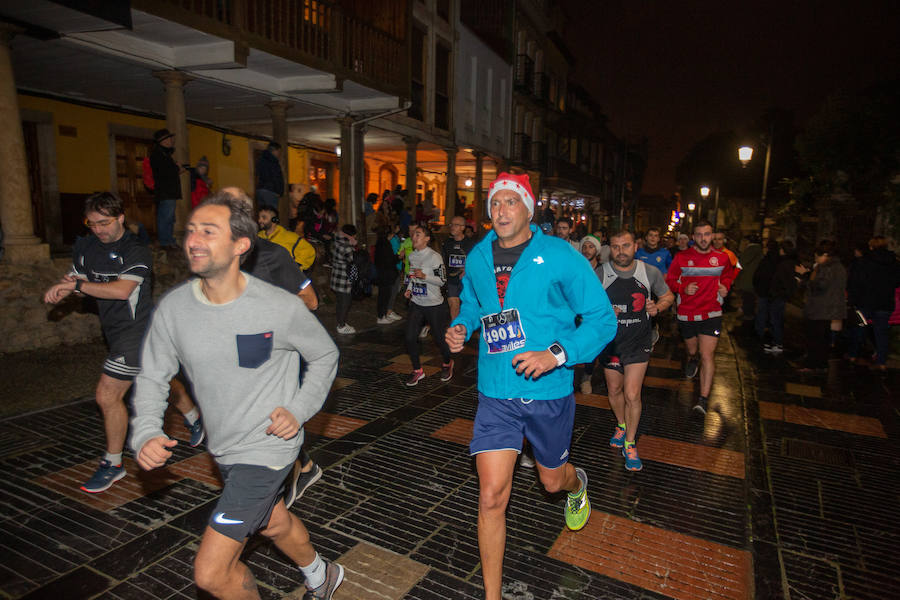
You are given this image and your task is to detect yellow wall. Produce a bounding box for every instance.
[16,94,289,197]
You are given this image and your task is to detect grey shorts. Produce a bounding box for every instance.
[208,462,293,541]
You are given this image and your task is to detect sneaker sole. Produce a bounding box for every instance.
[692,405,707,415]
[622,449,643,471]
[80,468,126,494]
[190,429,205,448]
[329,563,345,598]
[286,465,322,510]
[609,440,624,448]
[440,367,453,382]
[405,376,424,386]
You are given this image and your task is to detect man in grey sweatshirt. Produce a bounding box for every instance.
[130,190,343,599]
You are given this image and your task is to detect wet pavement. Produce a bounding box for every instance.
[0,312,897,599]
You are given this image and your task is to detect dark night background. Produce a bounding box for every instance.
[562,0,900,196]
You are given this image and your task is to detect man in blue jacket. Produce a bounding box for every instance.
[445,172,617,600]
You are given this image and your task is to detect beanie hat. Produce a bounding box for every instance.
[197,155,209,168]
[486,172,535,219]
[581,234,603,254]
[153,128,174,144]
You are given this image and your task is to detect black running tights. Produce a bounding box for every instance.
[406,301,452,369]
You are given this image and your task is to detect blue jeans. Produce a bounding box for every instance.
[156,198,176,246]
[755,297,785,345]
[256,188,280,210]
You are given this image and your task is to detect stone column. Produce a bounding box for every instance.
[0,23,49,263]
[473,151,485,230]
[153,70,193,235]
[338,117,353,228]
[354,124,367,236]
[267,100,290,221]
[444,146,457,223]
[403,136,419,200]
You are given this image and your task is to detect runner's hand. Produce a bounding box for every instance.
[267,407,300,439]
[412,269,426,279]
[512,350,558,379]
[446,324,467,352]
[43,281,75,304]
[404,289,412,299]
[646,299,658,317]
[684,282,698,295]
[718,283,728,297]
[137,436,177,470]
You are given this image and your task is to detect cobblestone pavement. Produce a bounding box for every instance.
[1,312,897,599]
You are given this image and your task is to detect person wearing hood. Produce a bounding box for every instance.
[850,236,900,371]
[754,240,799,355]
[255,142,284,210]
[797,240,846,372]
[189,156,212,208]
[149,128,182,248]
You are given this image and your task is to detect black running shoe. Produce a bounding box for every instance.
[684,356,699,379]
[693,395,708,415]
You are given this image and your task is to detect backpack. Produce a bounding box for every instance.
[142,156,154,192]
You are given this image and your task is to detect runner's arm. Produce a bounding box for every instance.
[557,260,618,365]
[450,267,482,340]
[282,301,339,426]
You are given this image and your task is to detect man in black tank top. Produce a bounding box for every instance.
[600,230,673,471]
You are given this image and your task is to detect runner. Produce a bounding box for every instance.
[130,190,343,599]
[666,221,736,414]
[599,231,674,471]
[43,192,203,493]
[442,215,476,321]
[405,225,454,386]
[445,172,616,600]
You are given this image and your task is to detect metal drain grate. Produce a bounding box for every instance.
[782,438,855,467]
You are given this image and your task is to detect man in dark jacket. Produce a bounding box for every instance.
[255,142,284,210]
[149,128,182,248]
[850,237,900,369]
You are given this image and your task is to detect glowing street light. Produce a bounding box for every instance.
[335,145,341,156]
[700,186,710,199]
[464,178,473,188]
[688,203,696,211]
[738,146,753,167]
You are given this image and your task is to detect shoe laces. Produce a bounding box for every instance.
[567,488,585,512]
[624,445,638,459]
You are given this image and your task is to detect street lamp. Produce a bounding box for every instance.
[687,203,696,211]
[700,186,710,199]
[738,133,772,238]
[464,178,473,188]
[738,146,753,167]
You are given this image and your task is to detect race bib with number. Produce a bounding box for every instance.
[412,282,427,297]
[448,254,466,269]
[480,308,526,353]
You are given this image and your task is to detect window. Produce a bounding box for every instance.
[410,25,426,121]
[434,41,451,130]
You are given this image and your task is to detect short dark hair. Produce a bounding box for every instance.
[609,229,635,243]
[558,218,573,228]
[693,220,713,232]
[415,224,433,240]
[781,239,795,254]
[646,227,660,235]
[815,240,835,257]
[258,205,277,217]
[84,192,124,217]
[341,224,357,236]
[198,189,257,263]
[267,141,281,151]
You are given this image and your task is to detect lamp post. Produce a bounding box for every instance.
[700,185,710,225]
[738,125,773,239]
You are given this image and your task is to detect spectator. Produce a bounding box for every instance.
[149,128,181,248]
[734,234,763,321]
[797,240,846,372]
[330,224,358,334]
[374,226,402,324]
[850,236,900,371]
[257,206,316,271]
[754,240,798,354]
[189,156,212,209]
[255,142,284,210]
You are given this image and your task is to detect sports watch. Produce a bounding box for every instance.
[548,342,567,366]
[74,279,84,293]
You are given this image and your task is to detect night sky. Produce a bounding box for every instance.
[562,0,900,196]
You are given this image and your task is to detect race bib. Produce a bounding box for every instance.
[480,308,526,354]
[448,254,466,269]
[412,282,427,297]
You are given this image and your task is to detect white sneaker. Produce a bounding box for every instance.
[336,324,357,334]
[580,379,592,394]
[519,453,535,468]
[386,311,403,322]
[376,316,392,325]
[419,325,431,339]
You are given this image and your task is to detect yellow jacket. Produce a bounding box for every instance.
[258,225,315,270]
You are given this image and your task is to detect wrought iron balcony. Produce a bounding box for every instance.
[514,54,534,94]
[136,0,407,97]
[512,133,533,167]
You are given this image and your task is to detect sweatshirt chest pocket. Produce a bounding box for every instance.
[236,332,273,368]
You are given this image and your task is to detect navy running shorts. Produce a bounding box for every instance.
[208,462,293,541]
[446,279,462,299]
[469,392,575,469]
[102,334,143,381]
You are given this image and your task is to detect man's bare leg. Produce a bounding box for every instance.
[622,362,648,442]
[194,527,258,600]
[259,501,317,565]
[698,334,719,398]
[476,450,518,600]
[95,374,132,455]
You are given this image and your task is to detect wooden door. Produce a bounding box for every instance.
[115,136,156,235]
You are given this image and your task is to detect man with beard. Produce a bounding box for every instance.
[598,231,673,470]
[666,221,736,414]
[130,190,343,599]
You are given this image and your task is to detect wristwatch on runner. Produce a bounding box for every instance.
[548,342,567,366]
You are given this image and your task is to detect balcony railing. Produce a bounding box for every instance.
[514,54,534,94]
[136,0,407,96]
[533,72,549,104]
[512,133,532,167]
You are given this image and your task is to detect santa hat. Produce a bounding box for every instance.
[581,235,603,254]
[486,172,535,219]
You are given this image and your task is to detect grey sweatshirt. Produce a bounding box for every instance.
[130,274,339,467]
[407,246,446,307]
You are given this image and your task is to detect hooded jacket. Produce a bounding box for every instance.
[452,225,617,400]
[256,149,284,195]
[802,258,847,320]
[858,248,900,311]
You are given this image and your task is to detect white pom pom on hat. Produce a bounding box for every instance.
[486,172,535,219]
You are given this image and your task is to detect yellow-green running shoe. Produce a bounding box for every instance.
[564,467,590,531]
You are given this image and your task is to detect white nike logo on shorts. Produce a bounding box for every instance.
[214,512,244,525]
